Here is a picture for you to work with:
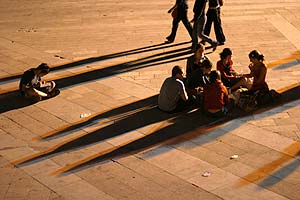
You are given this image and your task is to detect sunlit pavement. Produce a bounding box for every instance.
[0,0,300,199]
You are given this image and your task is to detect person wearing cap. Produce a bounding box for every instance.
[19,63,60,101]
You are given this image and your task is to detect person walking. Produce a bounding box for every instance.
[166,0,193,43]
[191,0,218,51]
[204,0,226,45]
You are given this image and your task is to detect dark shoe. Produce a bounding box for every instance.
[212,42,218,51]
[165,40,174,44]
[200,40,206,45]
[218,41,225,46]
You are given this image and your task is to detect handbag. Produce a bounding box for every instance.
[171,7,178,18]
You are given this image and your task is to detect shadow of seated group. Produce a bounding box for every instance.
[13,84,300,175]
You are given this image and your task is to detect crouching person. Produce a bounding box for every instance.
[19,63,60,101]
[203,70,229,118]
[158,65,189,113]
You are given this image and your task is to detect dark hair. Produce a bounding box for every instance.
[209,70,221,83]
[172,65,183,77]
[202,59,213,69]
[220,48,232,60]
[249,50,264,61]
[36,63,50,73]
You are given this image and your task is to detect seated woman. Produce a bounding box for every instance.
[217,48,246,91]
[19,63,60,101]
[186,43,209,79]
[243,50,269,93]
[234,50,271,110]
[203,70,229,118]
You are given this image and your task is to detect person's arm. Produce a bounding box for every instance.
[168,1,179,13]
[217,61,235,80]
[223,85,229,105]
[243,64,254,78]
[186,56,194,77]
[178,80,188,101]
[168,5,177,13]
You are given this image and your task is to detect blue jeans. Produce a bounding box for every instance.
[192,15,218,48]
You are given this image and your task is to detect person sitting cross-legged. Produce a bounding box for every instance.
[203,70,229,118]
[158,65,189,113]
[19,63,60,101]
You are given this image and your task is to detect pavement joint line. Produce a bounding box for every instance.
[267,13,300,49]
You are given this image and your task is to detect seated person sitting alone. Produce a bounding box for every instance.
[203,70,229,117]
[19,63,60,101]
[217,48,246,91]
[158,65,189,113]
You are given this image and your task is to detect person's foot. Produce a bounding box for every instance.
[165,39,174,44]
[212,42,218,51]
[165,36,174,44]
[218,41,225,46]
[200,40,206,45]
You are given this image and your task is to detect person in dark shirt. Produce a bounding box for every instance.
[186,58,212,95]
[186,43,209,78]
[166,0,193,43]
[19,63,60,101]
[204,0,226,45]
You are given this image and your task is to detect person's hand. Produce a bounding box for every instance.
[190,18,194,23]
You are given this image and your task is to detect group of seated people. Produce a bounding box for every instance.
[18,44,270,116]
[158,43,271,117]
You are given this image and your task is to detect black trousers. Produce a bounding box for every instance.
[204,8,225,43]
[167,8,193,41]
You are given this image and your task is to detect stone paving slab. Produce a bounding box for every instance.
[0,0,300,200]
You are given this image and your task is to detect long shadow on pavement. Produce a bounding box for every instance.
[0,41,190,82]
[13,84,300,176]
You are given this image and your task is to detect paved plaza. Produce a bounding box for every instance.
[0,0,300,199]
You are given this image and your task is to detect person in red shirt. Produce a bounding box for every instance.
[243,50,269,92]
[203,70,229,117]
[216,48,246,91]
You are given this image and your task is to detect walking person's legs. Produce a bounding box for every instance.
[198,16,218,49]
[203,9,214,37]
[181,11,193,39]
[166,14,181,43]
[214,8,226,44]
